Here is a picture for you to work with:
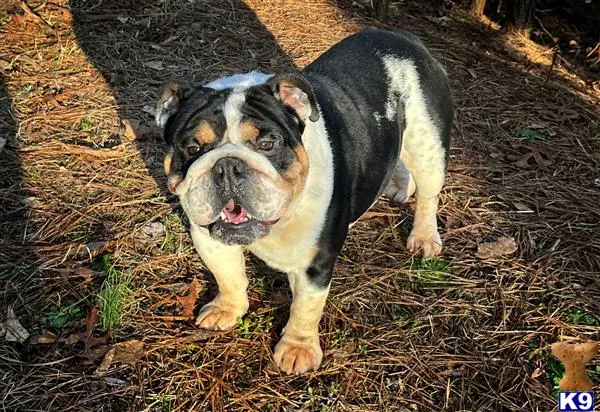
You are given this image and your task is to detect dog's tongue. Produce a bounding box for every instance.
[223,199,248,224]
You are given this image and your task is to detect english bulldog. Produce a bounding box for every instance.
[155,28,453,374]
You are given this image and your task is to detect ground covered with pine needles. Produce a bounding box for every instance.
[1,0,599,410]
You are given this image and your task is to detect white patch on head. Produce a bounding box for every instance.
[216,72,272,145]
[205,71,274,91]
[223,91,246,144]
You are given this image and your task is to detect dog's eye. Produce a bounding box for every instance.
[186,145,201,156]
[257,140,274,151]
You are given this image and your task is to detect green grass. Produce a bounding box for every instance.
[393,304,421,329]
[95,255,134,331]
[547,355,565,398]
[514,126,548,141]
[330,328,352,346]
[410,258,451,283]
[145,393,175,412]
[236,311,272,339]
[27,168,41,181]
[562,307,600,326]
[160,213,186,253]
[79,117,92,132]
[46,303,83,328]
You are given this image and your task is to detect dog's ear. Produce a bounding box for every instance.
[267,73,319,122]
[155,82,194,129]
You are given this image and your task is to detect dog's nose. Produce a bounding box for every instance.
[212,157,248,189]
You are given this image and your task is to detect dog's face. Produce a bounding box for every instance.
[156,73,319,246]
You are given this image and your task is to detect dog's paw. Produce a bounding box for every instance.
[273,335,323,375]
[407,229,442,257]
[195,299,248,331]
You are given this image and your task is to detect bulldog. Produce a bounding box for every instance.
[155,28,453,375]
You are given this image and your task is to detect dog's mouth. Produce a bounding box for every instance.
[207,199,279,245]
[220,199,251,224]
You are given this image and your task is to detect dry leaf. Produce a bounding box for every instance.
[142,105,155,115]
[79,307,110,363]
[176,276,201,318]
[94,340,145,377]
[45,3,73,23]
[74,267,94,284]
[63,333,80,345]
[121,118,139,140]
[358,211,397,221]
[121,118,155,140]
[76,239,117,259]
[0,59,11,71]
[507,145,554,170]
[31,329,57,344]
[144,60,164,71]
[1,307,30,343]
[134,221,166,247]
[513,202,533,213]
[476,236,518,259]
[531,367,543,379]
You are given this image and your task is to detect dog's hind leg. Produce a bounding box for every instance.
[400,127,446,257]
[380,57,450,257]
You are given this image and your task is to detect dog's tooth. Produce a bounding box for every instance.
[220,211,226,220]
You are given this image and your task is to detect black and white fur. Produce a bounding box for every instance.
[156,28,452,375]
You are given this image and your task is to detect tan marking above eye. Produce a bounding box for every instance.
[194,121,217,145]
[239,121,260,143]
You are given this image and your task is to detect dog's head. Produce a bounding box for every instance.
[156,72,319,246]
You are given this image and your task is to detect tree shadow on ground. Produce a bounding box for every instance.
[1,1,298,409]
[69,0,298,195]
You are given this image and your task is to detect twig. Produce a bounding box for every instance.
[20,1,52,29]
[543,47,558,88]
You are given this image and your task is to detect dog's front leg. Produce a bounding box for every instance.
[274,270,330,375]
[190,224,249,331]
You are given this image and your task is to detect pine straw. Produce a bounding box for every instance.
[1,0,599,410]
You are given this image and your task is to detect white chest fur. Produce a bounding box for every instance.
[248,114,334,274]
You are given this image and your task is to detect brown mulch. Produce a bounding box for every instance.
[1,0,599,410]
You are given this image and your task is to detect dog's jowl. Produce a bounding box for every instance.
[156,28,453,374]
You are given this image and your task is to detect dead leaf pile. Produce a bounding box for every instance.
[507,145,555,170]
[30,307,109,363]
[476,236,518,259]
